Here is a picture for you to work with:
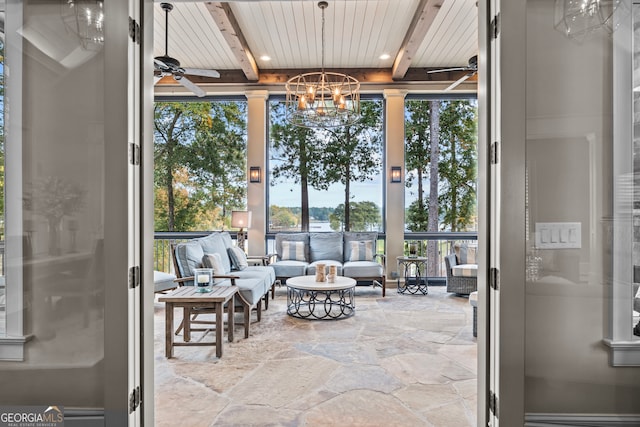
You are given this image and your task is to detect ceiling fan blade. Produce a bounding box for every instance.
[183,68,220,78]
[427,66,467,74]
[445,72,475,91]
[177,75,206,97]
[154,58,168,69]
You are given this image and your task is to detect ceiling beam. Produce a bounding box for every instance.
[158,68,476,86]
[205,2,260,81]
[392,0,442,80]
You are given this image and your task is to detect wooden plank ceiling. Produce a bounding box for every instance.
[153,0,478,92]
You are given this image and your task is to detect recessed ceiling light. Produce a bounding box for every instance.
[260,55,271,61]
[379,53,391,60]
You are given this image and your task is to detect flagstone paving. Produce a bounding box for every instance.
[154,285,477,426]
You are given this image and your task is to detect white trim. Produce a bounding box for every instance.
[0,335,31,361]
[603,339,640,366]
[526,413,640,426]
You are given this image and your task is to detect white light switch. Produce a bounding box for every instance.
[535,222,581,249]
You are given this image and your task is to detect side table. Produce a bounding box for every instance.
[397,256,429,295]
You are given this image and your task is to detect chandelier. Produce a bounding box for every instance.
[62,0,105,50]
[554,0,622,39]
[285,1,361,128]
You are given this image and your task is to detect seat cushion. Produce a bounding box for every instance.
[309,232,343,262]
[154,271,177,293]
[271,260,309,278]
[215,278,264,306]
[234,266,276,295]
[343,260,383,278]
[452,264,478,277]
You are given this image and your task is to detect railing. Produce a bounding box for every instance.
[153,231,478,283]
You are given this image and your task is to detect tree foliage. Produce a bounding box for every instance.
[322,100,383,230]
[154,101,247,231]
[329,201,380,232]
[269,102,328,231]
[405,99,477,232]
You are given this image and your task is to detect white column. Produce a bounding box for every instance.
[384,89,408,280]
[245,90,269,256]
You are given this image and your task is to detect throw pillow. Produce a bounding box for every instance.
[454,243,477,264]
[202,253,225,276]
[349,240,373,261]
[228,247,248,271]
[281,241,306,261]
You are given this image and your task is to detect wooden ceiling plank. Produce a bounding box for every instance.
[205,2,260,81]
[392,0,443,80]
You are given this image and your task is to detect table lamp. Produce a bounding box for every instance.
[231,210,252,250]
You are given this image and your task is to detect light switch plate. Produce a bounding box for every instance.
[535,222,581,249]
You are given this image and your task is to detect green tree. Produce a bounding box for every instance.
[405,100,432,232]
[269,205,298,230]
[330,201,381,232]
[322,100,383,231]
[439,101,477,231]
[154,101,247,231]
[270,102,327,231]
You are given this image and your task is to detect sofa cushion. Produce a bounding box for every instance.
[309,232,343,262]
[276,233,309,261]
[174,240,205,279]
[215,278,264,306]
[234,266,276,295]
[199,233,232,273]
[344,232,377,262]
[343,261,383,278]
[454,243,477,265]
[219,231,234,249]
[228,247,248,270]
[281,241,307,261]
[202,253,227,284]
[452,264,478,277]
[307,260,343,275]
[348,240,374,261]
[271,260,308,278]
[154,271,177,293]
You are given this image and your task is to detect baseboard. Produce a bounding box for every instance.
[64,408,104,427]
[525,413,640,426]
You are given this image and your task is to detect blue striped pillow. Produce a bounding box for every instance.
[282,241,306,261]
[349,241,373,261]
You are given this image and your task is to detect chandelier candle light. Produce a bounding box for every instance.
[285,1,361,128]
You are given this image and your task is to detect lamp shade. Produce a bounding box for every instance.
[231,211,252,229]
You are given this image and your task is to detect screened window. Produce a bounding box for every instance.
[267,98,384,233]
[404,98,478,233]
[153,99,248,231]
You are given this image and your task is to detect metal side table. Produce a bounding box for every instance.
[397,256,429,295]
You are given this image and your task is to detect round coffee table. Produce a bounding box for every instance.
[286,275,356,320]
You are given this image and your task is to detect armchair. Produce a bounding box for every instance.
[444,243,478,295]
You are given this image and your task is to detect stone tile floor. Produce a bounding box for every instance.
[154,285,477,427]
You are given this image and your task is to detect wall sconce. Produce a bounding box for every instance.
[391,166,402,183]
[249,166,261,183]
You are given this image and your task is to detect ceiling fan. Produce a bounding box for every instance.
[154,2,220,97]
[427,55,477,91]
